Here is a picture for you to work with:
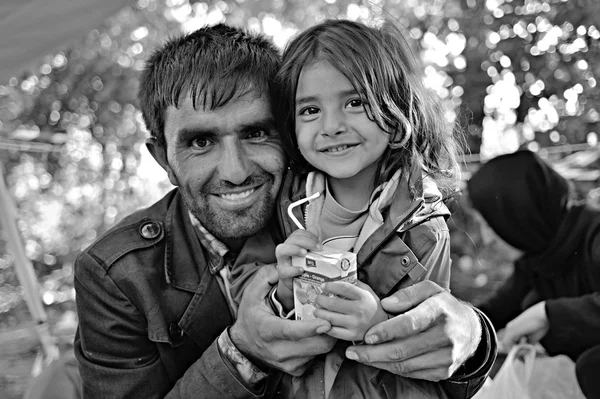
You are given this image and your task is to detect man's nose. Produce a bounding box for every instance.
[218,140,252,185]
[321,109,347,137]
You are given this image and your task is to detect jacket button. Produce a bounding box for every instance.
[401,256,410,266]
[139,221,161,239]
[168,322,184,340]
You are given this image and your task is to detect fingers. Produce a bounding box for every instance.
[277,265,305,280]
[268,334,336,376]
[324,326,360,341]
[280,333,337,359]
[347,324,450,364]
[380,280,444,314]
[363,294,442,344]
[316,293,355,314]
[360,347,455,381]
[243,264,278,299]
[275,230,322,268]
[278,229,321,254]
[275,243,308,262]
[313,307,354,328]
[321,281,364,300]
[277,317,332,341]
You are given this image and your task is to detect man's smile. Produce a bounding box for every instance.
[219,188,256,201]
[210,182,269,211]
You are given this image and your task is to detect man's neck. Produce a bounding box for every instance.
[221,237,246,253]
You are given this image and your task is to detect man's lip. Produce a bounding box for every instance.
[211,183,264,196]
[210,183,269,210]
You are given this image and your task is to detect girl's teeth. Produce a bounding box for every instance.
[221,189,255,200]
[328,145,348,152]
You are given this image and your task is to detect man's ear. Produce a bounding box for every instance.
[145,137,178,186]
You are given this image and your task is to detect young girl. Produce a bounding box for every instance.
[270,19,463,398]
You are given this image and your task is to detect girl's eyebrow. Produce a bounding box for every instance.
[295,95,318,106]
[296,89,359,106]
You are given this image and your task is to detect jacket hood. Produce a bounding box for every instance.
[287,162,450,253]
[468,150,570,253]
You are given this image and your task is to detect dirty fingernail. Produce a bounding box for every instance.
[365,335,379,344]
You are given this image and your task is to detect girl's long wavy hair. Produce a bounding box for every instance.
[273,19,464,198]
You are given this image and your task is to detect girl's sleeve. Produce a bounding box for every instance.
[407,215,452,290]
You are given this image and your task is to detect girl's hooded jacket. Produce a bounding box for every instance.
[277,164,453,297]
[274,164,453,399]
[468,150,600,361]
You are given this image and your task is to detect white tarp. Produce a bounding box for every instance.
[0,0,130,84]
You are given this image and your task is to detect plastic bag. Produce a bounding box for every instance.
[528,354,586,399]
[474,343,587,399]
[473,343,536,399]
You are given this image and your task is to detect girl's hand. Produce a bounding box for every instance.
[275,228,321,311]
[313,281,388,342]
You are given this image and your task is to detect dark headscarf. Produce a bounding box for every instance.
[467,150,570,254]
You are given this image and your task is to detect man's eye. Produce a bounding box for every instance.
[247,130,267,140]
[299,106,320,116]
[347,99,364,108]
[191,137,211,149]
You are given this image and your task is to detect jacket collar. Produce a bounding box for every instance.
[296,162,450,234]
[163,192,211,292]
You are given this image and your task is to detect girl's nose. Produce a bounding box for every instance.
[321,110,347,137]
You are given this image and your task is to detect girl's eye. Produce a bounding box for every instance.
[191,137,212,149]
[347,98,364,108]
[299,106,320,116]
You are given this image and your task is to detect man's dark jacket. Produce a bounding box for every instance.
[74,189,495,398]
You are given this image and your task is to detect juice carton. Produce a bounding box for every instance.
[292,249,357,321]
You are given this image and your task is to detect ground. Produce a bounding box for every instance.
[0,305,76,399]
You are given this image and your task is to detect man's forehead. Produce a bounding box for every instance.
[164,90,274,136]
[175,82,267,110]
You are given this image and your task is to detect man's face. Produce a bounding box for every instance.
[161,91,286,242]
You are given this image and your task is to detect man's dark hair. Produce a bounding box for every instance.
[138,24,281,148]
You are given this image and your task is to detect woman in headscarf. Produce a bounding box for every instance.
[467,150,600,399]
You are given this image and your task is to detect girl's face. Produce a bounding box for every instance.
[294,61,389,183]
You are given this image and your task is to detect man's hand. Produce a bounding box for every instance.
[345,281,481,381]
[230,264,336,376]
[497,301,548,353]
[314,281,388,342]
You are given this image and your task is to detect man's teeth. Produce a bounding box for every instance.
[326,145,349,152]
[220,189,255,201]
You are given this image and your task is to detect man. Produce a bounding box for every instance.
[74,24,496,398]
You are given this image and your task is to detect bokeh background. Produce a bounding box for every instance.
[1,0,599,397]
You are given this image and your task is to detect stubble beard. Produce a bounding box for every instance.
[181,182,276,242]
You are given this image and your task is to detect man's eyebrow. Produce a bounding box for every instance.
[295,89,359,106]
[239,117,276,133]
[176,127,214,142]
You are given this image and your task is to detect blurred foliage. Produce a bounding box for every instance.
[0,0,599,327]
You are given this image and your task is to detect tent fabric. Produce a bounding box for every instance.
[0,0,130,85]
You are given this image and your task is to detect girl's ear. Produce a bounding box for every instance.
[389,121,412,149]
[145,137,178,186]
